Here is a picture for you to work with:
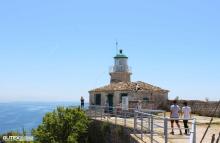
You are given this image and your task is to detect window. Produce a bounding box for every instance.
[143,97,149,102]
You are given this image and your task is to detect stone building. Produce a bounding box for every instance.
[89,49,169,109]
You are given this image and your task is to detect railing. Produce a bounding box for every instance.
[133,111,196,143]
[109,66,132,73]
[87,105,197,143]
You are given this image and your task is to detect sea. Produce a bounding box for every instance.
[0,102,87,134]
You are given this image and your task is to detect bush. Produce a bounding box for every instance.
[32,107,89,143]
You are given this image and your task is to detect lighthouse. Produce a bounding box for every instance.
[89,48,169,109]
[109,49,132,83]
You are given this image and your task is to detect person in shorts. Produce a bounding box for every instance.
[182,101,191,135]
[170,100,182,135]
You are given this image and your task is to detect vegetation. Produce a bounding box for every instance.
[205,97,209,102]
[0,108,131,143]
[174,96,179,101]
[32,107,90,143]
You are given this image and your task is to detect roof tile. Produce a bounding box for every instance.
[89,81,169,93]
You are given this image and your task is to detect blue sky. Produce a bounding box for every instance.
[0,0,220,102]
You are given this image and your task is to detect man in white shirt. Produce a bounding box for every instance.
[170,100,182,135]
[182,101,191,135]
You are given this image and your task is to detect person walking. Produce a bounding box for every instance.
[170,100,182,135]
[104,100,110,119]
[104,100,109,113]
[80,96,84,109]
[137,100,142,111]
[182,101,191,135]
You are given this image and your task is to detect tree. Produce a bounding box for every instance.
[174,96,179,101]
[32,107,89,143]
[205,97,209,102]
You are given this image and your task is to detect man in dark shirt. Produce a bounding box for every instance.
[80,96,84,109]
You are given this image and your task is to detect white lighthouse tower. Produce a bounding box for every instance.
[109,49,132,83]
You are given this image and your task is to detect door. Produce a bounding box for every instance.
[108,94,113,112]
[95,94,101,105]
[120,93,128,103]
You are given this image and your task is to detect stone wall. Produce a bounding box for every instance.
[88,120,138,143]
[128,91,168,109]
[90,90,168,110]
[168,100,220,117]
[110,72,131,83]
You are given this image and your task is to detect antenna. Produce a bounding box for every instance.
[115,40,118,54]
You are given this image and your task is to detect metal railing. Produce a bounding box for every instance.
[109,66,132,73]
[87,105,197,143]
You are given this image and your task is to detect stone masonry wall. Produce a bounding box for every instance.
[110,72,131,83]
[168,100,220,117]
[128,91,168,109]
[90,90,168,110]
[88,120,138,143]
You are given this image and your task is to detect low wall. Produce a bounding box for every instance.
[168,100,220,117]
[88,120,138,143]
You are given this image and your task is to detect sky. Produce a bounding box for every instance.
[0,0,220,102]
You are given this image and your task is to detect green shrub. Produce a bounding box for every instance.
[32,107,89,143]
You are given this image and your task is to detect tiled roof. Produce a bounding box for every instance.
[89,81,169,93]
